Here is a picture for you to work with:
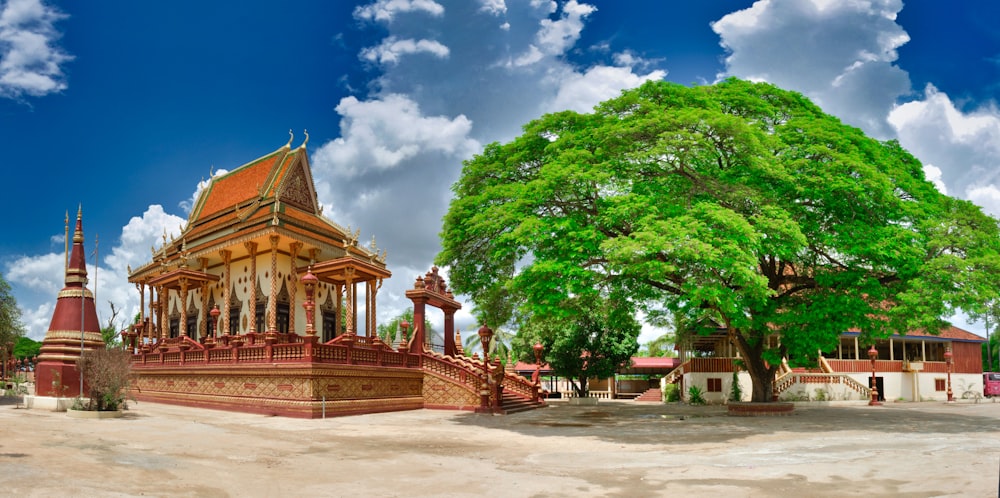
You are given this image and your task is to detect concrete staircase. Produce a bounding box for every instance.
[500,391,546,414]
[633,387,663,403]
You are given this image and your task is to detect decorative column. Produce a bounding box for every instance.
[267,235,279,337]
[178,278,189,337]
[149,287,158,343]
[302,267,318,336]
[199,258,209,340]
[443,308,456,356]
[245,241,258,334]
[220,250,231,335]
[159,286,168,340]
[334,284,343,337]
[367,279,380,338]
[199,282,209,340]
[288,242,301,334]
[344,267,356,335]
[136,282,145,341]
[476,324,494,414]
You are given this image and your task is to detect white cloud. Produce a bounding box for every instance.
[354,0,445,23]
[888,84,1000,199]
[7,251,63,296]
[545,64,665,114]
[922,164,947,195]
[712,0,910,138]
[0,0,72,99]
[360,36,450,65]
[966,185,1000,218]
[513,0,595,66]
[479,0,506,16]
[312,94,479,178]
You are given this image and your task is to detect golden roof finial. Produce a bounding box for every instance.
[300,129,309,149]
[286,129,294,148]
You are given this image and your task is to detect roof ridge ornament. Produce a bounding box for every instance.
[285,129,294,149]
[299,129,309,149]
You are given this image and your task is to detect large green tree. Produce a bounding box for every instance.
[0,272,26,349]
[438,79,1000,403]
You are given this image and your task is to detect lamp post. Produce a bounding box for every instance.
[532,342,544,384]
[80,276,87,397]
[398,319,409,349]
[207,305,220,347]
[944,346,954,402]
[868,344,881,406]
[533,341,545,402]
[301,267,318,336]
[477,324,494,413]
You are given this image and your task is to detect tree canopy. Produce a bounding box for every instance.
[437,79,1000,402]
[0,272,26,350]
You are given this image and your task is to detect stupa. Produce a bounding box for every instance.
[34,207,104,397]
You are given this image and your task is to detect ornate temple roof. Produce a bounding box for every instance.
[128,134,388,284]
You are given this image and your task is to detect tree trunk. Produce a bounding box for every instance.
[733,328,777,402]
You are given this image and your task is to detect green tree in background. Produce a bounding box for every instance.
[0,272,26,356]
[513,300,639,398]
[376,308,436,346]
[14,336,40,359]
[438,79,1000,403]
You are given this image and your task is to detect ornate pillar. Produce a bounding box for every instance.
[245,241,258,334]
[334,284,343,337]
[199,282,209,340]
[159,286,168,339]
[136,281,146,343]
[367,280,378,337]
[409,294,427,354]
[179,277,189,337]
[267,235,279,333]
[221,249,232,335]
[344,267,356,335]
[199,257,209,340]
[443,308,456,356]
[288,242,301,334]
[148,286,156,343]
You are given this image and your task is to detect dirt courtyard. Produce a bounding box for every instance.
[1,397,998,497]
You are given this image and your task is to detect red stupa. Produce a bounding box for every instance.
[34,207,104,398]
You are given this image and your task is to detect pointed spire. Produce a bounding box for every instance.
[299,129,309,149]
[65,205,88,287]
[285,129,294,148]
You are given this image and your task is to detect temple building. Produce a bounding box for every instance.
[35,207,104,398]
[124,135,543,417]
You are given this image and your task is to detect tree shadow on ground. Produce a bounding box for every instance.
[452,401,1000,445]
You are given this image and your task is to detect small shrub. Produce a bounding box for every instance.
[665,383,680,403]
[814,388,828,401]
[728,371,742,402]
[77,348,133,411]
[687,385,706,405]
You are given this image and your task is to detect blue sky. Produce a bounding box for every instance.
[2,0,1000,343]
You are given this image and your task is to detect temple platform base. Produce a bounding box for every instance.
[23,395,76,412]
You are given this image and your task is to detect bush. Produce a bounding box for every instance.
[665,383,680,403]
[76,348,133,411]
[728,371,742,402]
[687,385,706,405]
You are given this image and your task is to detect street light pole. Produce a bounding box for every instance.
[868,344,881,406]
[945,346,954,403]
[80,276,87,398]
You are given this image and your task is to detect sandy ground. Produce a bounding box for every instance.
[1,395,998,498]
